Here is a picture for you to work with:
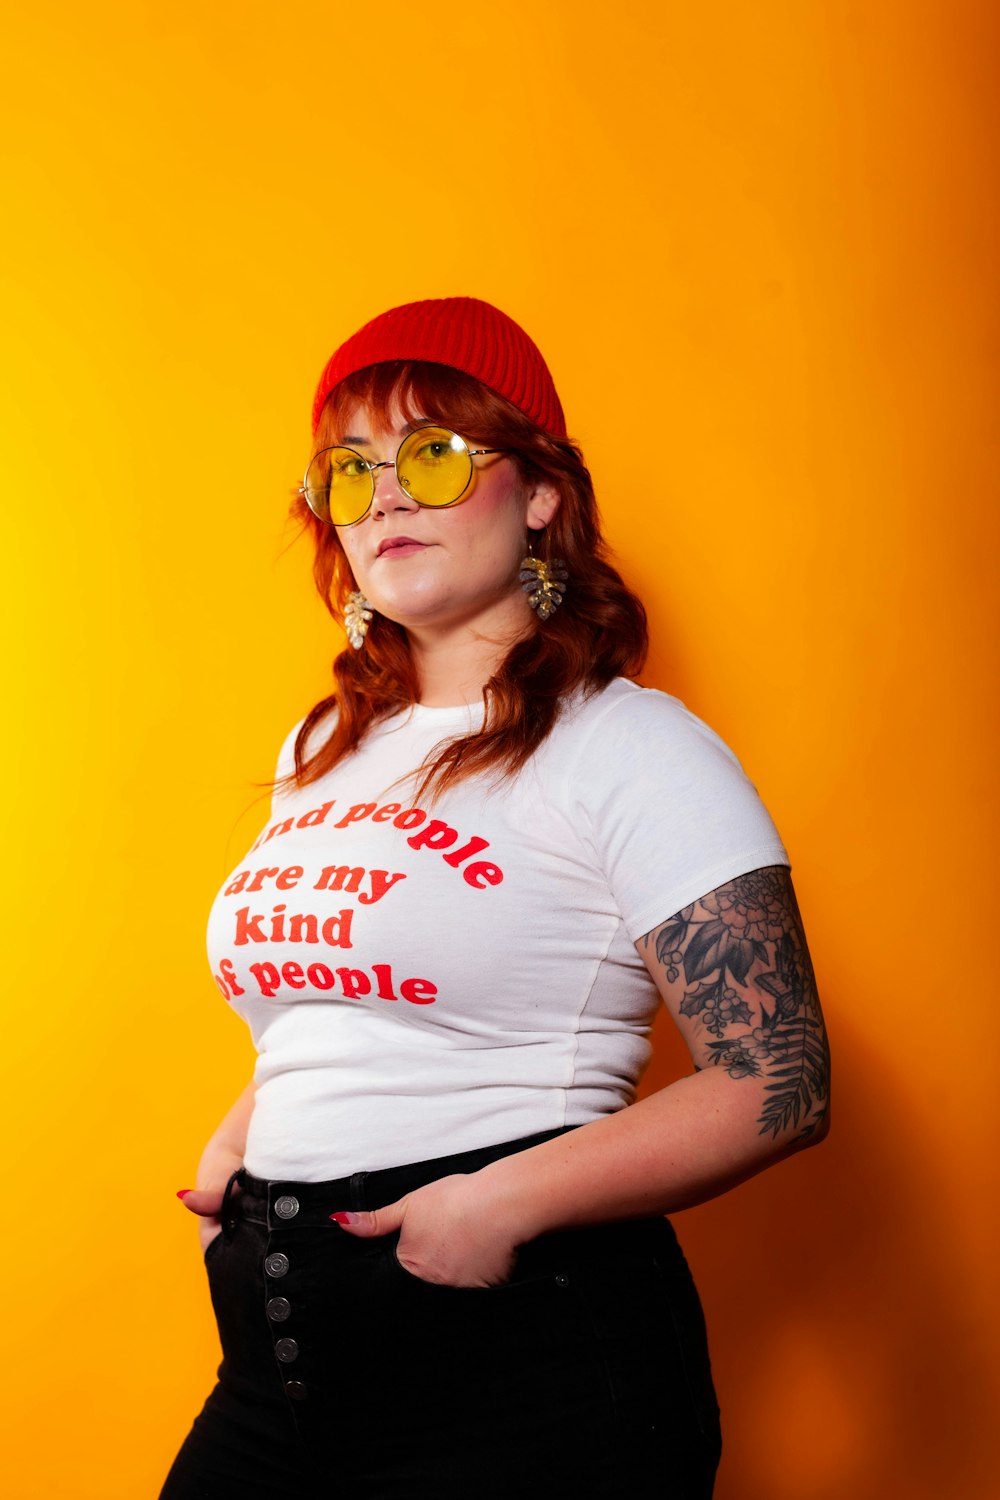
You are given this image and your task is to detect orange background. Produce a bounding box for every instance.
[2,3,997,1495]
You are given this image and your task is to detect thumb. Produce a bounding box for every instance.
[330,1197,408,1239]
[177,1188,225,1218]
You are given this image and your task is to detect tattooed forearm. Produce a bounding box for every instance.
[642,867,830,1144]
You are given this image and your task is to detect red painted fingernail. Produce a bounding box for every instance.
[329,1211,360,1225]
[176,1189,193,1198]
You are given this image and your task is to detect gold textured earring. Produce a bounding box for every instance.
[343,590,374,649]
[519,536,568,621]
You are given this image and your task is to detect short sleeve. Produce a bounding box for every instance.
[564,686,791,941]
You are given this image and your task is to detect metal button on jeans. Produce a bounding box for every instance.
[274,1195,300,1220]
[267,1297,292,1322]
[274,1338,299,1363]
[285,1380,308,1401]
[264,1252,290,1277]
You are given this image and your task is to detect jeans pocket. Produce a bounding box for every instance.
[383,1233,569,1293]
[203,1227,226,1266]
[203,1167,245,1269]
[369,1231,615,1467]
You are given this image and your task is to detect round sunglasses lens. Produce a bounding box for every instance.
[396,427,472,507]
[305,448,372,526]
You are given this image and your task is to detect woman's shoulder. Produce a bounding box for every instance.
[554,678,744,773]
[545,680,789,927]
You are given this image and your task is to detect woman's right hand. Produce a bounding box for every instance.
[179,1146,245,1254]
[180,1081,256,1255]
[178,1186,227,1255]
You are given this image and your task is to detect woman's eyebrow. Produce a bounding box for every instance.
[338,419,429,447]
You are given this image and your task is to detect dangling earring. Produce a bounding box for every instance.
[343,590,373,649]
[519,536,568,621]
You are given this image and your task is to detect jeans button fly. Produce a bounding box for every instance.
[265,1252,290,1277]
[274,1195,300,1220]
[267,1297,292,1322]
[274,1338,299,1363]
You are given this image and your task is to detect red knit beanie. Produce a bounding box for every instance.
[311,296,567,439]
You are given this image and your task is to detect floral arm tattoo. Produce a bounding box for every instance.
[640,867,830,1143]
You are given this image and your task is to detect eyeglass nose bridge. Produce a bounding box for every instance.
[366,456,416,508]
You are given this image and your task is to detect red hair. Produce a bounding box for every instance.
[286,361,647,797]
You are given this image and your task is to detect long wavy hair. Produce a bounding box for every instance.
[285,360,647,797]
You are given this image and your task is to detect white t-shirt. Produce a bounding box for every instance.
[206,678,790,1180]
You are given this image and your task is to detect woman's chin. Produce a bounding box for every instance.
[369,585,529,641]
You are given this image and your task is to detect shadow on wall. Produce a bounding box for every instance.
[637,1003,996,1500]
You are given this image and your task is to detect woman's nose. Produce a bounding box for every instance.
[370,462,418,517]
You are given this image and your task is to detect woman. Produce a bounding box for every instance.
[162,296,830,1499]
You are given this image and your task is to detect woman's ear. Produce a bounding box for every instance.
[524,479,561,531]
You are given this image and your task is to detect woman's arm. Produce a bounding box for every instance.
[483,865,829,1227]
[179,1078,257,1252]
[332,867,830,1284]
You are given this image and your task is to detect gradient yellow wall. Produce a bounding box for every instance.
[2,3,996,1495]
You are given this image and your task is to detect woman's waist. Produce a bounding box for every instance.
[236,1125,579,1224]
[228,1124,687,1273]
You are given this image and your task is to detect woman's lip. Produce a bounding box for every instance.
[376,538,430,558]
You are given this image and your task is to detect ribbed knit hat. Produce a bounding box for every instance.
[311,296,566,439]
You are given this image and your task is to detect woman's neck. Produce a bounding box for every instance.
[408,620,524,708]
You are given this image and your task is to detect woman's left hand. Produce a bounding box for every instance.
[329,1171,521,1288]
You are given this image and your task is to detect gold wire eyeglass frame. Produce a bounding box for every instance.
[297,425,507,528]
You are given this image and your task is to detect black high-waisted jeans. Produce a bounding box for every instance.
[159,1128,721,1498]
